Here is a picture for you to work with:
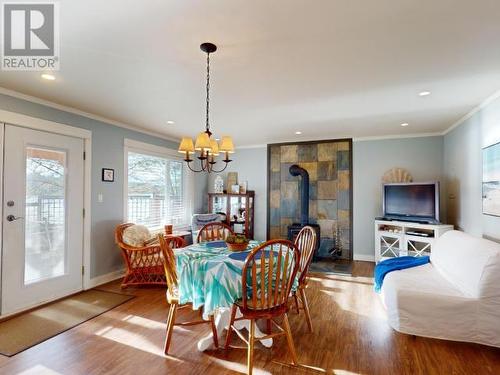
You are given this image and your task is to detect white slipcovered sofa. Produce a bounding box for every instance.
[380,230,500,347]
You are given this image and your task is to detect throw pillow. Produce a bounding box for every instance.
[122,224,151,247]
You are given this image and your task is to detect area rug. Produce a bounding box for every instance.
[309,260,353,275]
[0,289,134,357]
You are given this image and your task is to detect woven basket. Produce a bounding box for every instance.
[226,242,249,252]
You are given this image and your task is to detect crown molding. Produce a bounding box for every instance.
[240,133,444,148]
[0,87,180,143]
[442,89,500,136]
[353,132,443,142]
[238,144,267,149]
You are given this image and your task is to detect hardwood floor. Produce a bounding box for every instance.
[0,261,499,375]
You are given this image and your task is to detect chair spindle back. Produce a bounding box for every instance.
[241,240,300,311]
[165,235,186,249]
[294,226,317,285]
[197,222,234,243]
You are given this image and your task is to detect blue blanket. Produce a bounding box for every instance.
[374,256,430,293]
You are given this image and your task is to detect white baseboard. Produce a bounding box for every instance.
[353,254,375,262]
[86,269,124,289]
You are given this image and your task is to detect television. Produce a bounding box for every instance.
[382,182,440,224]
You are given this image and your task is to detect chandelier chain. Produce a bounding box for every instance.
[206,52,210,132]
[179,43,233,173]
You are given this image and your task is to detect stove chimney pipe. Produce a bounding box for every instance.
[289,164,309,226]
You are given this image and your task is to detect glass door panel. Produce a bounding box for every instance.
[211,196,227,213]
[25,147,67,284]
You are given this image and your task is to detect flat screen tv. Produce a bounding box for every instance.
[382,182,440,224]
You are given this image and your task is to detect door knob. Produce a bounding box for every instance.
[6,215,23,222]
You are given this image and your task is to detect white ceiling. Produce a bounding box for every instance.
[1,0,500,146]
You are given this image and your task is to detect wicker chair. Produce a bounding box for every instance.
[225,240,301,375]
[158,234,218,355]
[291,226,317,332]
[196,222,234,243]
[115,223,167,288]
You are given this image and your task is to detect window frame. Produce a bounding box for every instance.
[123,139,194,231]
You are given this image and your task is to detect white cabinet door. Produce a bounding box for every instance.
[2,124,84,315]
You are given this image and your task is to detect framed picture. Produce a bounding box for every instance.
[239,181,247,194]
[231,184,240,194]
[483,141,500,217]
[227,172,238,191]
[102,168,115,182]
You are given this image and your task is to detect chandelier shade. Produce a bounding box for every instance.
[219,136,235,153]
[194,132,212,151]
[178,137,195,154]
[209,139,220,155]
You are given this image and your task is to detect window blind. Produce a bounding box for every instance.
[127,151,188,229]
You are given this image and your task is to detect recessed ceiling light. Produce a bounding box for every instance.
[295,131,302,135]
[41,73,55,81]
[419,91,431,96]
[401,123,409,127]
[166,120,175,125]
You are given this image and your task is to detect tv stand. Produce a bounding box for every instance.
[376,216,440,225]
[375,219,453,263]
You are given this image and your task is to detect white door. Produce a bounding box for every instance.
[1,124,84,315]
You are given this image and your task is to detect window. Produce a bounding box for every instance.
[125,140,192,230]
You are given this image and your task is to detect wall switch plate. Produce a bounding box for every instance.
[98,193,103,203]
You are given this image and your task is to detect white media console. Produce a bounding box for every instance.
[375,219,454,263]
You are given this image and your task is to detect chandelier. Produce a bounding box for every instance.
[178,42,235,173]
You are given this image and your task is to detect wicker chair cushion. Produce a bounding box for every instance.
[122,224,152,247]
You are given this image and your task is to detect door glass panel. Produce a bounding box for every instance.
[25,147,67,284]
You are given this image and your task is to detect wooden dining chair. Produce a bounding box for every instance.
[292,226,317,332]
[164,235,186,249]
[158,234,219,355]
[225,239,301,375]
[196,222,234,243]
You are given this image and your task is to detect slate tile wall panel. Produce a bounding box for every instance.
[268,141,351,260]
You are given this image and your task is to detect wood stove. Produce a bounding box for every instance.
[286,164,321,260]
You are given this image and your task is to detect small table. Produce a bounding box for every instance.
[175,241,273,351]
[164,230,192,246]
[165,230,191,239]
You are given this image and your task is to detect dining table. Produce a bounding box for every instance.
[174,240,275,351]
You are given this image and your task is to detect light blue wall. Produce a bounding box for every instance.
[207,147,267,240]
[209,138,445,259]
[353,136,444,259]
[0,93,207,278]
[444,95,500,241]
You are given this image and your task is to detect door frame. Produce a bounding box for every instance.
[0,110,92,316]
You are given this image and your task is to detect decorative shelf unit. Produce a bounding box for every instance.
[375,220,453,263]
[208,191,255,239]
